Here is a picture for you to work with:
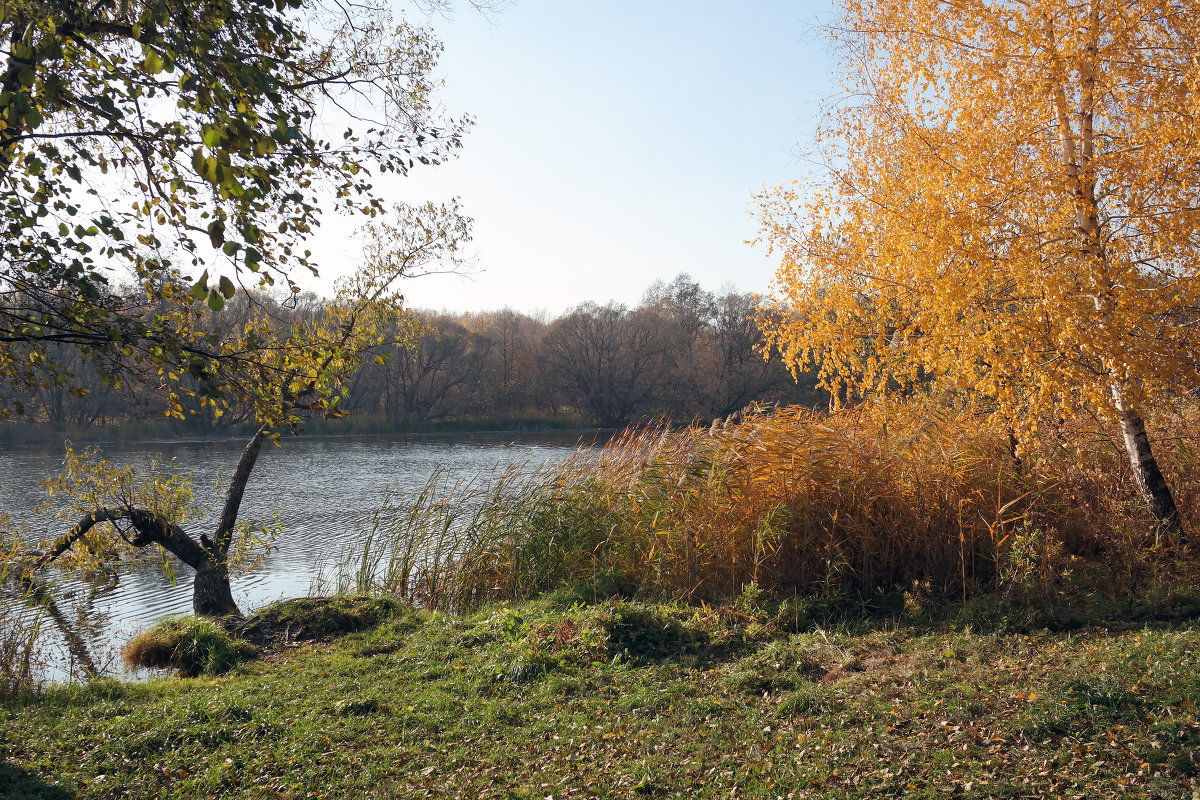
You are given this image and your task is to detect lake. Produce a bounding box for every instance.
[0,430,595,679]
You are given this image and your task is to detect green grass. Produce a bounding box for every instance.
[2,595,1199,799]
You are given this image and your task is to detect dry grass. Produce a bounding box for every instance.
[340,398,1200,612]
[0,543,47,698]
[0,603,42,698]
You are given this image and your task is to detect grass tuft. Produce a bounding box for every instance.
[122,617,257,677]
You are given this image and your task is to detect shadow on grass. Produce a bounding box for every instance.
[0,761,74,799]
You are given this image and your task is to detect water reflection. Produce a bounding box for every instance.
[1,430,592,681]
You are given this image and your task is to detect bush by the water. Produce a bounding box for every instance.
[0,541,48,698]
[339,398,1200,617]
[0,602,41,698]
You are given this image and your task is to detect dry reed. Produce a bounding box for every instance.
[339,398,1200,611]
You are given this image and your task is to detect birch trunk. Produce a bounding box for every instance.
[1042,10,1185,542]
[1110,387,1186,542]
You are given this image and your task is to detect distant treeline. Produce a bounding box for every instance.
[6,274,824,436]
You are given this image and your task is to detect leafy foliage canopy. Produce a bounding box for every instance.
[0,0,465,412]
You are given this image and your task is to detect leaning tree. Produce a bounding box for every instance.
[2,0,478,614]
[26,204,467,616]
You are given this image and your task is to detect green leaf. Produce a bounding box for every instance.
[143,51,164,74]
[202,127,223,148]
[190,269,208,300]
[207,290,225,312]
[218,275,235,299]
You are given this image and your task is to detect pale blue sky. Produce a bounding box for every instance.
[308,1,839,314]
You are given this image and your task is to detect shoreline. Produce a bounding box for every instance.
[0,418,610,447]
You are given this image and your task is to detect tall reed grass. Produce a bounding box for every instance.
[0,546,47,697]
[324,451,619,611]
[336,398,1200,612]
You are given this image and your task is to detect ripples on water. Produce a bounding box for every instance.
[0,430,593,682]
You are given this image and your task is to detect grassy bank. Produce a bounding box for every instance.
[6,398,1200,797]
[2,595,1199,799]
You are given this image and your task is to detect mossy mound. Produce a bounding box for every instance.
[230,595,409,648]
[123,617,258,677]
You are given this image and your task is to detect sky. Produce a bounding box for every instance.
[304,1,841,315]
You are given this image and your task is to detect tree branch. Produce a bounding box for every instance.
[31,507,125,572]
[31,506,209,574]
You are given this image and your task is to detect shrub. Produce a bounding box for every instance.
[0,541,46,698]
[0,605,41,698]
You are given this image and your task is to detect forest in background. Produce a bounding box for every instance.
[3,273,824,438]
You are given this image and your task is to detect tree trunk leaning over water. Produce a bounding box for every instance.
[31,427,270,617]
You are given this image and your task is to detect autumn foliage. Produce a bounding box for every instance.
[561,402,1200,604]
[755,0,1200,536]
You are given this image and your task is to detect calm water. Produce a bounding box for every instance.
[0,430,593,679]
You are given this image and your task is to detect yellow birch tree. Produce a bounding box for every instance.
[757,0,1200,539]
